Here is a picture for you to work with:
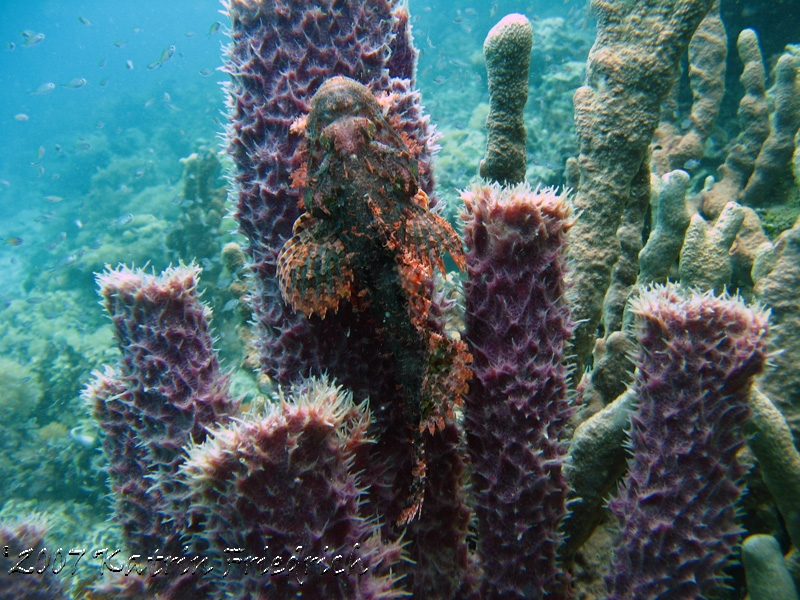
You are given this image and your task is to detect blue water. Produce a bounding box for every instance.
[0,0,229,287]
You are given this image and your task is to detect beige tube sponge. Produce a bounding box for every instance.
[479,13,532,185]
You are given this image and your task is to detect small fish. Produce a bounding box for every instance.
[37,146,46,159]
[14,113,29,121]
[98,57,107,67]
[96,121,105,129]
[3,236,24,246]
[44,195,64,203]
[63,77,87,89]
[126,59,134,70]
[76,141,91,151]
[69,426,95,448]
[208,21,221,36]
[185,31,196,37]
[110,213,133,228]
[23,33,45,47]
[159,44,175,64]
[6,42,15,51]
[54,143,62,152]
[222,298,239,312]
[0,179,9,186]
[135,168,145,178]
[448,58,470,68]
[144,98,154,108]
[683,158,701,170]
[133,27,142,34]
[37,165,45,177]
[163,92,171,102]
[20,30,35,39]
[198,68,211,77]
[99,77,109,87]
[114,41,126,48]
[31,82,56,94]
[74,219,83,228]
[78,16,91,26]
[432,76,447,84]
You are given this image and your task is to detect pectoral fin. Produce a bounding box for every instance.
[277,213,355,319]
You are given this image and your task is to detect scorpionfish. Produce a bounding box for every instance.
[277,76,471,524]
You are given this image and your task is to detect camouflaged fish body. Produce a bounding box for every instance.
[277,76,471,523]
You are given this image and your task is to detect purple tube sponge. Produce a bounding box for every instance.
[223,0,437,386]
[87,265,237,556]
[179,377,407,599]
[606,284,769,598]
[0,516,69,600]
[461,182,574,599]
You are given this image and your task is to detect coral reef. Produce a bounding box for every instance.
[7,0,799,598]
[479,14,533,185]
[753,217,800,445]
[606,285,769,598]
[740,52,800,209]
[651,0,727,176]
[742,534,799,600]
[678,201,744,291]
[746,388,800,551]
[701,28,800,223]
[165,149,228,280]
[461,182,573,598]
[567,0,714,376]
[637,170,692,285]
[0,291,111,506]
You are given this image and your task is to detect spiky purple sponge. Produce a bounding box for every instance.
[0,516,69,600]
[180,377,406,599]
[223,0,438,387]
[224,5,471,596]
[606,285,769,599]
[88,265,236,556]
[461,183,574,599]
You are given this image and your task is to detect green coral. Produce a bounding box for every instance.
[480,13,532,185]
